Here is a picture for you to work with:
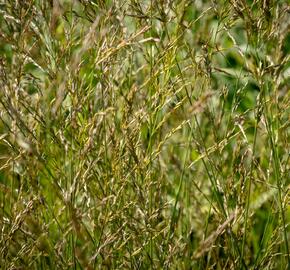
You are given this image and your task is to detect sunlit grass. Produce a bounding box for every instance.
[0,0,289,269]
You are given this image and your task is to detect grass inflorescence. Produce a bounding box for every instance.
[0,0,289,269]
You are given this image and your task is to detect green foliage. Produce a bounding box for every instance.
[0,0,289,269]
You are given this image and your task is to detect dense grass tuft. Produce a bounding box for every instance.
[0,0,289,269]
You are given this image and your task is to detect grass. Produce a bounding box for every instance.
[0,0,289,269]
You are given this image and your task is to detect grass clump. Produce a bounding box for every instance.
[0,0,289,269]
